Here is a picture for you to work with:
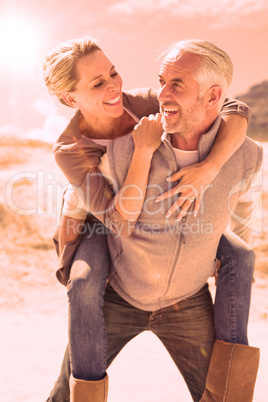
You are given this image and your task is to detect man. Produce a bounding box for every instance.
[48,40,262,401]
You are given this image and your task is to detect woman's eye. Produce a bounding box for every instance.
[94,81,103,88]
[93,72,118,89]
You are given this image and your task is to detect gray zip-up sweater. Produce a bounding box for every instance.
[106,116,263,311]
[53,89,252,286]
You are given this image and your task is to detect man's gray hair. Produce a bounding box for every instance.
[162,39,233,96]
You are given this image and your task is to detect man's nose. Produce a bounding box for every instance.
[157,84,171,101]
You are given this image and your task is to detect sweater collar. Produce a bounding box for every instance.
[162,115,222,162]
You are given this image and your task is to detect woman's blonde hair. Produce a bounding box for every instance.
[42,37,101,106]
[161,39,233,97]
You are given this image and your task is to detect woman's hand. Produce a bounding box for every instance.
[132,113,163,154]
[113,114,163,224]
[155,159,220,221]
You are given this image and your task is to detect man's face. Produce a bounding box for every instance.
[157,51,206,135]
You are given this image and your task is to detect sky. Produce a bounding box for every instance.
[0,0,267,143]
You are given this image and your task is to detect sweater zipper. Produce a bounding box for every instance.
[161,211,191,302]
[160,139,191,302]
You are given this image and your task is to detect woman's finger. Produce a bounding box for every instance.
[176,200,194,221]
[156,187,179,203]
[193,194,201,217]
[156,184,198,203]
[165,198,188,218]
[166,170,185,182]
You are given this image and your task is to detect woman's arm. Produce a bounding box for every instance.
[203,113,248,170]
[58,215,85,255]
[56,114,163,238]
[74,114,163,237]
[55,184,87,255]
[156,98,251,220]
[112,114,162,223]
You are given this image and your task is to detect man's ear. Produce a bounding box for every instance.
[61,92,77,108]
[206,85,223,109]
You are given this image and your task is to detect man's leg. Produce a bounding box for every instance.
[200,232,259,401]
[215,230,255,345]
[103,284,150,367]
[151,284,215,402]
[46,346,71,402]
[46,284,149,401]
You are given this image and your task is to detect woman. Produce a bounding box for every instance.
[43,37,253,401]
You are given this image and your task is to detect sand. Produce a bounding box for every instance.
[0,138,267,401]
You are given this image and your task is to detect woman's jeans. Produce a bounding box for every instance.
[51,227,255,400]
[67,221,110,382]
[215,229,255,345]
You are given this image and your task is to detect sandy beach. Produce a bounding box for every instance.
[0,138,267,401]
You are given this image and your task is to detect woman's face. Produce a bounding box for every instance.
[70,50,124,119]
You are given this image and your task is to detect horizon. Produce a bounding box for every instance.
[0,0,267,143]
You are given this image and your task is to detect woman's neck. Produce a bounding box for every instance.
[79,110,137,140]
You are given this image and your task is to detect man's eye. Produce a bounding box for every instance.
[173,82,183,88]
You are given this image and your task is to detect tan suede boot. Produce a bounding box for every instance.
[200,340,260,402]
[70,374,108,402]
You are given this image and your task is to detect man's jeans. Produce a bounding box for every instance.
[48,282,215,402]
[47,228,255,401]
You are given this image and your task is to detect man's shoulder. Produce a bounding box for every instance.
[238,137,263,171]
[240,137,263,157]
[123,88,159,118]
[108,132,134,156]
[106,133,134,181]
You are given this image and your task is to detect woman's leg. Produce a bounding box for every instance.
[67,219,110,381]
[215,230,255,345]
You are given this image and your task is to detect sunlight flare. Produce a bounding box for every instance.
[0,16,41,69]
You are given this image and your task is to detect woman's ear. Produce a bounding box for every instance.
[206,85,223,109]
[61,92,77,108]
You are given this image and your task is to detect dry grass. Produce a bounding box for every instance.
[0,137,52,168]
[0,138,61,308]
